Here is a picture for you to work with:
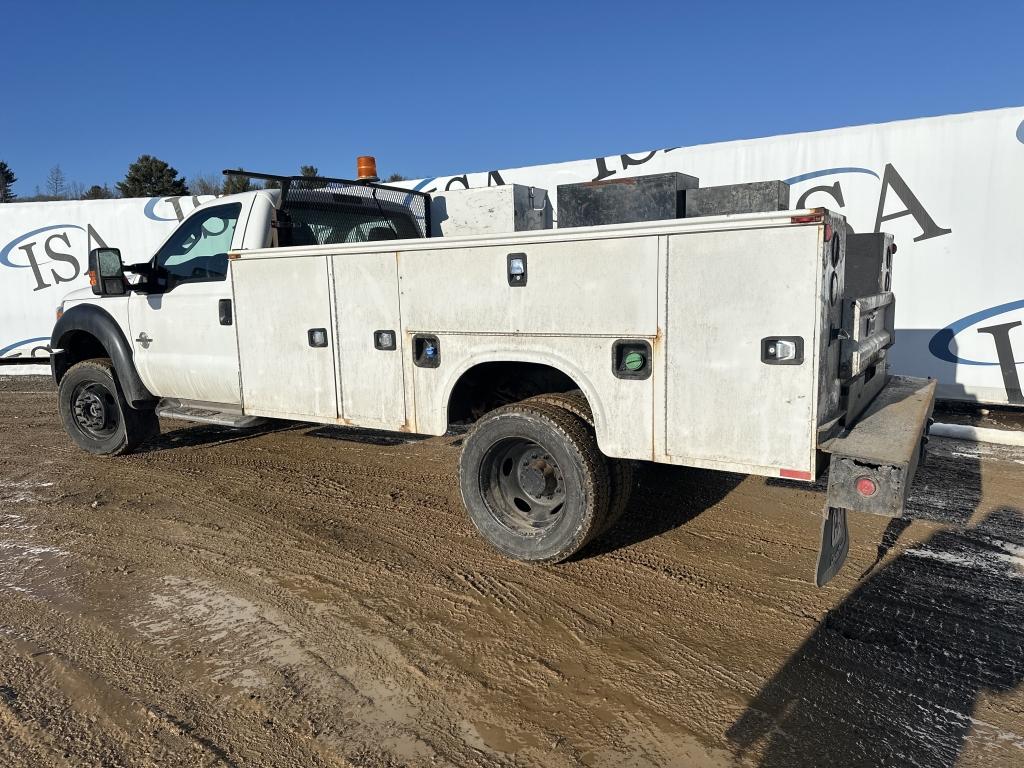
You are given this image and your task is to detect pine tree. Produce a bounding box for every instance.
[0,161,16,202]
[296,165,320,189]
[82,184,114,200]
[117,155,189,198]
[222,171,254,195]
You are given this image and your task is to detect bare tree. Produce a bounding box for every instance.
[189,173,223,196]
[46,165,67,199]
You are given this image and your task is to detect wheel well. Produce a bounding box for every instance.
[447,362,580,425]
[53,330,108,382]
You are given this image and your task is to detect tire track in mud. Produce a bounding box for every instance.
[2,378,1023,767]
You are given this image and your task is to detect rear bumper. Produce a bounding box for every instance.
[820,375,936,516]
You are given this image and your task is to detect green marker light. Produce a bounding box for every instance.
[624,351,645,371]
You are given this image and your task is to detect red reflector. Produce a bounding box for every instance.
[780,468,813,480]
[790,214,823,224]
[856,476,878,497]
[824,222,834,242]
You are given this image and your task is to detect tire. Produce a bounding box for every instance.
[459,400,610,563]
[526,391,635,535]
[58,358,159,456]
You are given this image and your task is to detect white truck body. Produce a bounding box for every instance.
[51,177,935,582]
[231,209,834,477]
[54,191,839,476]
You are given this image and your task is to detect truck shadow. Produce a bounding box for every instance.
[305,425,433,447]
[727,446,1024,767]
[142,421,300,452]
[727,508,1024,767]
[581,463,745,558]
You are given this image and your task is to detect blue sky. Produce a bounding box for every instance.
[3,1,1021,194]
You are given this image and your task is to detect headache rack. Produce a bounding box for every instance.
[222,169,432,245]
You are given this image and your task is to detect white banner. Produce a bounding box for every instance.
[400,107,1024,406]
[2,107,1022,405]
[0,195,211,359]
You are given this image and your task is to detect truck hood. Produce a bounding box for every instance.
[60,286,95,305]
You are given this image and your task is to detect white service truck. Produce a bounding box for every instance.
[50,169,936,585]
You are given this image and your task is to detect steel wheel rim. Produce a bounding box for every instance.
[71,381,119,440]
[479,437,566,535]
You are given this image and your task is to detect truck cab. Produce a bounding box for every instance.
[54,176,429,414]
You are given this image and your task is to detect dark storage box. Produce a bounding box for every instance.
[557,172,698,228]
[683,180,790,218]
[845,232,895,298]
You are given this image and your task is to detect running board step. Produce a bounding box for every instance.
[156,399,267,429]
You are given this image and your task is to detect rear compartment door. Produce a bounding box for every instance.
[232,255,338,420]
[664,226,820,475]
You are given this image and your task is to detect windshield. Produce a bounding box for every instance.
[282,202,421,247]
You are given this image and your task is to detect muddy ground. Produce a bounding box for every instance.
[1,376,1023,768]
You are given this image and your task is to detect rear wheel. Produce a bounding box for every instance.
[58,359,158,456]
[526,390,635,535]
[459,401,610,563]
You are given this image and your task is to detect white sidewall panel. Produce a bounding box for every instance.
[665,227,819,473]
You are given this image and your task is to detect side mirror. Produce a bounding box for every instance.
[88,248,126,296]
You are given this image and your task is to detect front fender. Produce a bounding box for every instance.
[51,303,156,408]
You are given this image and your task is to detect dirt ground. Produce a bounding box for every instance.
[1,376,1023,768]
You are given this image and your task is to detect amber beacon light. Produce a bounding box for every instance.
[357,156,379,181]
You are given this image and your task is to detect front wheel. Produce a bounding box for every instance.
[459,401,610,563]
[58,359,159,456]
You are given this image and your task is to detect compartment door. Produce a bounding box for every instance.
[332,252,407,430]
[664,227,819,474]
[233,255,338,419]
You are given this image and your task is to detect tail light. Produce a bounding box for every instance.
[791,213,823,224]
[855,476,878,497]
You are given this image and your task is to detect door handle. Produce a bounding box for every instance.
[218,298,232,326]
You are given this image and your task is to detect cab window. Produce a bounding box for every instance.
[282,203,421,246]
[155,203,241,285]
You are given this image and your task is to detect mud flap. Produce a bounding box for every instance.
[815,506,850,587]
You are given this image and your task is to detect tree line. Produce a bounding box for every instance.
[0,157,406,203]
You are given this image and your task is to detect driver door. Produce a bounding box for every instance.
[128,202,244,405]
